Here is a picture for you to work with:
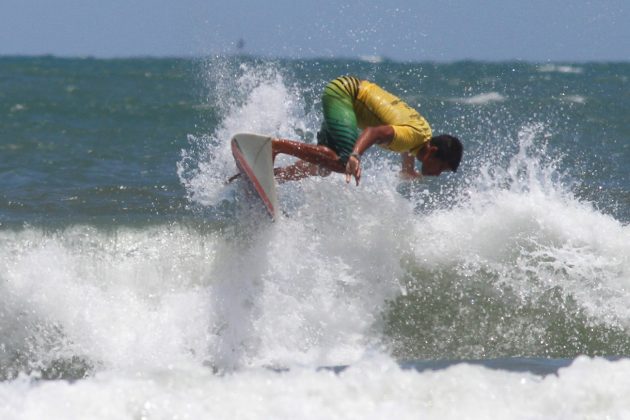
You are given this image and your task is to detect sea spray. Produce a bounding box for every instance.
[0,226,219,377]
[178,60,314,207]
[386,124,630,359]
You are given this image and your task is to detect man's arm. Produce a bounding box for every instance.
[345,125,394,185]
[352,125,395,155]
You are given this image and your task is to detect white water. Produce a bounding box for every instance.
[3,357,630,419]
[538,64,584,74]
[452,91,506,105]
[418,124,630,327]
[2,64,630,418]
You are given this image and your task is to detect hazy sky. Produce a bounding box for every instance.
[1,0,628,61]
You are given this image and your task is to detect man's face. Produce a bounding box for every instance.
[420,156,451,176]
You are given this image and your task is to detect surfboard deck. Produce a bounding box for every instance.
[231,133,279,220]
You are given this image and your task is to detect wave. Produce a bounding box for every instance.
[359,55,384,64]
[538,64,584,74]
[2,60,629,382]
[0,208,409,374]
[559,94,587,104]
[452,92,506,105]
[2,356,630,419]
[387,124,630,359]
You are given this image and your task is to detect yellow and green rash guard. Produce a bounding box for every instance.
[317,76,432,162]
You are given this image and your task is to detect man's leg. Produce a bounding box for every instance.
[272,138,345,181]
[269,78,360,182]
[273,160,320,181]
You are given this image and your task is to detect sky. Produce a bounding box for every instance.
[0,0,628,62]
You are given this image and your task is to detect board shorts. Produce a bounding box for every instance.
[317,76,361,163]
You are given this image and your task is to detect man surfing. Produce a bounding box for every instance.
[271,75,462,185]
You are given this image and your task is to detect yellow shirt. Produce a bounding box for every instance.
[354,81,432,155]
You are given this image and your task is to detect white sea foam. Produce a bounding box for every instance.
[415,124,630,326]
[178,62,313,207]
[359,55,384,64]
[0,213,403,371]
[560,94,587,104]
[0,226,218,371]
[453,92,506,105]
[538,64,584,74]
[2,356,630,420]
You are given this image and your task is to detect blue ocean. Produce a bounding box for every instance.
[1,56,629,419]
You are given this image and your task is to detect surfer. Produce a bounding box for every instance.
[272,76,462,185]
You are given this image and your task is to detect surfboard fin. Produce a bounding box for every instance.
[225,173,242,184]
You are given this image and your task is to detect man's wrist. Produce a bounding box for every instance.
[350,152,361,161]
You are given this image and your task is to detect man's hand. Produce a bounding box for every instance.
[345,155,361,185]
[343,126,394,186]
[399,169,422,180]
[400,152,421,181]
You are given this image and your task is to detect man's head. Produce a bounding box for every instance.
[416,134,463,176]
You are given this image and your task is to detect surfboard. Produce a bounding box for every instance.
[231,133,279,220]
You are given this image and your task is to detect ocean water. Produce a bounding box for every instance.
[1,55,629,419]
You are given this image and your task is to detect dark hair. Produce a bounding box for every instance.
[429,134,463,172]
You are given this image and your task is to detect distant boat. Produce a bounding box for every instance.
[236,38,245,51]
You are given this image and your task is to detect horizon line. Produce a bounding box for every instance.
[1,53,629,65]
